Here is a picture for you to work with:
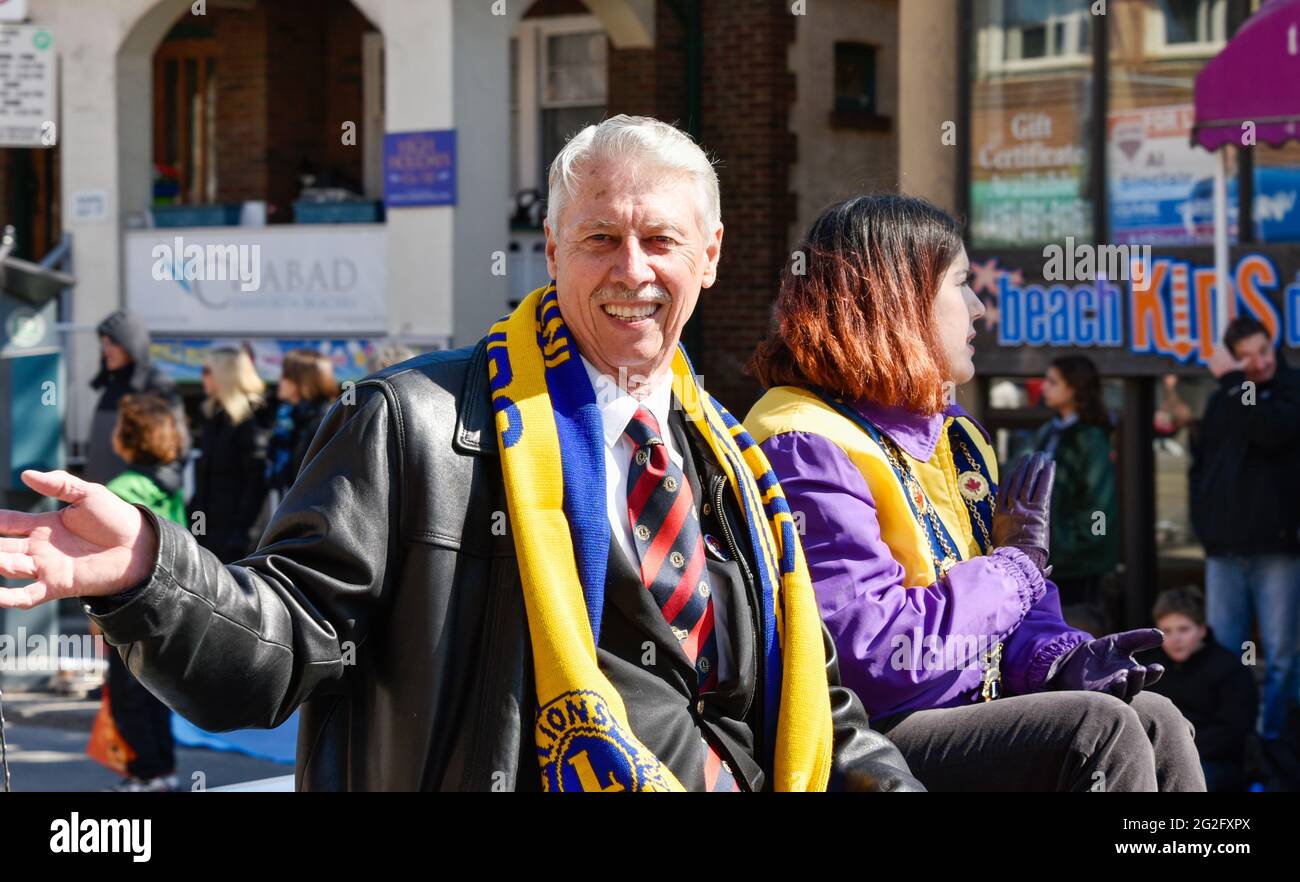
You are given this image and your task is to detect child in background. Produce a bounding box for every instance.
[100,393,187,791]
[1141,587,1258,792]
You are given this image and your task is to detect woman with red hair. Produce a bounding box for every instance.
[745,194,1203,791]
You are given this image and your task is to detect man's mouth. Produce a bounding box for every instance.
[602,302,663,321]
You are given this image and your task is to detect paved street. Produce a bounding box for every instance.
[0,690,291,792]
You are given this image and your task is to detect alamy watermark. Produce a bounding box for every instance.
[151,235,261,292]
[0,628,106,673]
[1042,237,1153,283]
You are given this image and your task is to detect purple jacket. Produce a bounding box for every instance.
[760,399,1092,718]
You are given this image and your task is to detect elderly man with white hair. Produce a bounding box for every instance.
[0,116,919,793]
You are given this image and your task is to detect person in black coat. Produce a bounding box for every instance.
[86,310,189,485]
[265,349,340,501]
[1189,315,1300,775]
[1141,587,1258,792]
[191,347,271,564]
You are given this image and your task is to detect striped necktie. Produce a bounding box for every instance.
[623,405,739,792]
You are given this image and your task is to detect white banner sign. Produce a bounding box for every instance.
[0,0,29,23]
[0,24,56,147]
[125,226,388,335]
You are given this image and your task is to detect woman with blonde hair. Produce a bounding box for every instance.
[191,346,271,563]
[745,194,1203,791]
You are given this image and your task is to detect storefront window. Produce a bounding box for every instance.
[541,31,607,181]
[1106,0,1263,246]
[970,0,1095,247]
[1253,144,1300,243]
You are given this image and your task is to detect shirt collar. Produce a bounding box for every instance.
[581,355,676,449]
[853,396,967,462]
[1051,412,1080,430]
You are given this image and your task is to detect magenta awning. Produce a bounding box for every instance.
[1192,0,1300,151]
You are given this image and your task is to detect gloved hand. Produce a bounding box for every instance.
[1047,628,1166,701]
[991,452,1054,573]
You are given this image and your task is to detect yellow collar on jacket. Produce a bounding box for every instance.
[745,386,1000,588]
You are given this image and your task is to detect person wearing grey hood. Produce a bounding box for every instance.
[86,310,189,485]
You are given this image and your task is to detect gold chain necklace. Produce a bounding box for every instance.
[877,429,1004,701]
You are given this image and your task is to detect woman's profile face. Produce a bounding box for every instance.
[932,247,984,387]
[1041,366,1075,412]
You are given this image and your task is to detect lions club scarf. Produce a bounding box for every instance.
[486,284,833,792]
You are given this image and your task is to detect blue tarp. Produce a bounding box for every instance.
[171,710,298,765]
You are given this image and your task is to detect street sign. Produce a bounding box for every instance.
[0,24,56,148]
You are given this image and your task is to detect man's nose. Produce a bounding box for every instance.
[610,237,656,288]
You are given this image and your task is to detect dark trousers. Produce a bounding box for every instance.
[106,648,175,780]
[875,691,1205,792]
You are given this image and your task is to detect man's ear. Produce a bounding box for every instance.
[700,222,724,288]
[544,218,559,280]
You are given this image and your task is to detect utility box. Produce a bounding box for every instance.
[0,239,72,689]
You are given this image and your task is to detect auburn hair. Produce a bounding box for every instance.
[749,194,964,415]
[282,349,340,403]
[115,393,182,466]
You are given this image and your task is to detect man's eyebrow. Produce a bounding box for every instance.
[572,219,688,236]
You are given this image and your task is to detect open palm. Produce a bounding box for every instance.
[0,469,158,609]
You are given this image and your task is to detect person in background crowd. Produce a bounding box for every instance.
[191,347,270,563]
[101,393,186,791]
[746,194,1204,791]
[367,340,417,374]
[1140,587,1258,792]
[265,349,340,502]
[1155,373,1195,439]
[1031,355,1119,620]
[86,310,188,485]
[1191,315,1300,782]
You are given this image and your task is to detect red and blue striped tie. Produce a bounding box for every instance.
[624,406,739,792]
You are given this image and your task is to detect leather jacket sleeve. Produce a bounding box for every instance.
[82,383,400,733]
[824,624,926,792]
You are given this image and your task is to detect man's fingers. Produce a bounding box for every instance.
[0,551,38,580]
[0,508,39,537]
[0,581,50,610]
[20,469,92,505]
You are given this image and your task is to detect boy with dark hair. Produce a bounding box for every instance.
[1141,587,1258,791]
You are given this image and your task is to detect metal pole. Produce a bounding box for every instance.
[1213,149,1233,342]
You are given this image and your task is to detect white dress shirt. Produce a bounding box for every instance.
[580,355,733,681]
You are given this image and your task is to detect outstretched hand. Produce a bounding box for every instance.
[0,469,158,610]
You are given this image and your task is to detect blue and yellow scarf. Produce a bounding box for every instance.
[487,284,833,792]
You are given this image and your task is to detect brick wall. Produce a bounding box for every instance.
[205,0,369,219]
[212,4,270,204]
[607,0,795,413]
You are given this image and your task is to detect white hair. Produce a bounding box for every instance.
[546,114,721,234]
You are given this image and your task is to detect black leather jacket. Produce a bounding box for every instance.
[85,340,922,792]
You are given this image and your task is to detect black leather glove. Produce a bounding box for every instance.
[991,452,1054,573]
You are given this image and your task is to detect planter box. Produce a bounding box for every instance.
[293,200,384,224]
[151,204,242,228]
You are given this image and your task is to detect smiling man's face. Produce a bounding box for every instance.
[545,158,723,396]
